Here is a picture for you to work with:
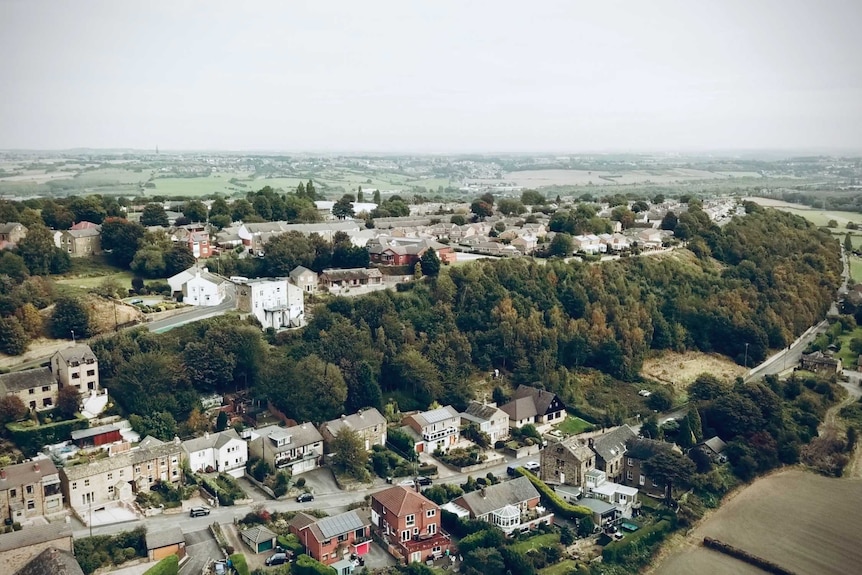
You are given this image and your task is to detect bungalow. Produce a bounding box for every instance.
[289,510,372,565]
[241,525,277,553]
[145,526,186,562]
[182,429,248,478]
[367,236,456,267]
[499,386,566,430]
[402,406,460,453]
[247,424,324,475]
[450,476,551,534]
[319,268,384,292]
[319,408,387,453]
[572,234,603,254]
[167,266,227,306]
[637,229,663,249]
[598,233,630,252]
[370,486,450,564]
[460,401,509,444]
[800,351,842,374]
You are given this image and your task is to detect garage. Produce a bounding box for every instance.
[240,525,277,553]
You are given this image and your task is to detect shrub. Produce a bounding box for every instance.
[515,468,591,520]
[230,554,250,575]
[295,477,306,488]
[602,519,673,564]
[293,554,337,575]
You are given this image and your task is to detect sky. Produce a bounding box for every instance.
[1,0,861,154]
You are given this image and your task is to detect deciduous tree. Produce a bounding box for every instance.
[331,428,369,480]
[140,203,169,227]
[50,296,92,339]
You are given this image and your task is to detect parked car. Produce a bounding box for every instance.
[417,476,433,486]
[399,479,415,488]
[213,561,227,575]
[296,492,315,503]
[266,553,289,566]
[189,506,211,517]
[524,461,540,472]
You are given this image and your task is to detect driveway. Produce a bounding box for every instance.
[298,467,341,495]
[181,528,222,575]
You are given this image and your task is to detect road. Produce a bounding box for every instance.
[147,284,236,333]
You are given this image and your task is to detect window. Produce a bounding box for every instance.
[627,458,633,467]
[322,539,332,546]
[119,470,124,477]
[9,489,16,498]
[426,509,436,518]
[87,370,95,377]
[29,388,35,394]
[626,471,633,481]
[405,514,415,526]
[337,533,347,543]
[639,475,645,486]
[29,401,36,409]
[43,398,52,407]
[84,479,90,487]
[27,500,35,510]
[72,373,80,379]
[107,473,113,481]
[108,485,114,495]
[42,386,50,392]
[26,485,33,495]
[427,524,436,535]
[401,530,411,542]
[72,483,77,490]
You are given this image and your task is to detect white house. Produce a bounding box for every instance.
[236,277,304,330]
[182,268,228,306]
[182,429,248,478]
[167,268,196,295]
[573,234,604,254]
[461,401,510,443]
[403,406,461,453]
[584,469,639,518]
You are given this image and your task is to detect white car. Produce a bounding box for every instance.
[399,479,415,488]
[524,461,540,472]
[638,389,652,397]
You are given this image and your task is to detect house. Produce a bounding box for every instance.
[57,227,101,257]
[0,460,64,525]
[578,497,619,528]
[695,436,728,463]
[12,547,84,575]
[188,231,211,259]
[584,469,639,518]
[182,429,248,478]
[402,406,460,453]
[319,268,384,292]
[590,425,637,483]
[289,266,319,294]
[460,401,509,444]
[145,526,186,562]
[598,233,630,252]
[450,476,551,534]
[59,436,184,521]
[370,486,450,564]
[510,234,538,255]
[182,267,228,306]
[71,424,122,448]
[637,229,663,249]
[0,223,27,248]
[235,277,304,330]
[621,438,683,498]
[289,510,372,565]
[167,267,197,295]
[800,351,842,374]
[247,424,324,475]
[572,234,603,254]
[0,524,74,575]
[367,236,456,267]
[0,368,58,412]
[540,436,595,487]
[52,344,100,398]
[319,408,387,453]
[240,525,277,553]
[499,386,566,430]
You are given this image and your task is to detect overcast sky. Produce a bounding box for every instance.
[1,0,861,153]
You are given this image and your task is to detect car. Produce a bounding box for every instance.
[213,561,227,575]
[189,506,211,517]
[296,492,314,503]
[130,299,143,305]
[638,389,652,397]
[417,476,433,486]
[266,553,288,567]
[524,461,540,472]
[506,466,517,477]
[398,479,415,488]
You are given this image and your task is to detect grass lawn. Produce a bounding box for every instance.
[554,416,595,436]
[53,258,136,295]
[836,326,862,367]
[849,256,862,284]
[509,532,560,553]
[772,206,862,229]
[539,560,579,575]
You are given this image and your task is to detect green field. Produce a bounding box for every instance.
[835,326,862,367]
[770,206,862,228]
[539,560,579,575]
[73,167,153,185]
[509,532,560,553]
[849,256,862,284]
[554,416,595,436]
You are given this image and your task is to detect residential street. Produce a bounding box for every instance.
[147,284,236,333]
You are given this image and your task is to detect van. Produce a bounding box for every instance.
[265,553,288,566]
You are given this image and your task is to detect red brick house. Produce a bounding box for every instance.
[288,510,372,565]
[367,237,456,267]
[188,231,211,259]
[370,486,450,564]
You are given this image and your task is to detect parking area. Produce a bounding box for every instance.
[297,467,340,495]
[180,528,222,575]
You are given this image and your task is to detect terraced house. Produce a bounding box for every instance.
[0,460,64,525]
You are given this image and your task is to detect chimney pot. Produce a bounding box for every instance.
[0,469,6,479]
[33,462,40,472]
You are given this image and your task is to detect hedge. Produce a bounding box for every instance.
[143,555,179,575]
[602,519,673,563]
[514,467,592,520]
[7,416,89,456]
[229,553,250,575]
[277,534,305,556]
[293,554,336,575]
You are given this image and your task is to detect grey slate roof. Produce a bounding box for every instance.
[257,423,323,451]
[321,408,386,439]
[579,497,617,515]
[0,524,72,552]
[0,459,59,492]
[0,367,55,394]
[54,344,97,365]
[700,436,727,455]
[241,525,277,544]
[453,476,539,519]
[13,548,83,575]
[66,228,100,238]
[0,222,25,234]
[592,425,637,463]
[182,429,242,454]
[463,401,505,422]
[145,526,185,550]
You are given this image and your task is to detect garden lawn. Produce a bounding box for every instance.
[509,533,560,554]
[554,416,594,436]
[836,326,862,367]
[539,559,579,575]
[849,255,862,284]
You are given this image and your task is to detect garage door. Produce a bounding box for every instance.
[354,541,370,556]
[258,540,273,552]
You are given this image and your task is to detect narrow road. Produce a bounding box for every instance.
[147,284,236,333]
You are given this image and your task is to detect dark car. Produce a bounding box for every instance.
[417,476,433,486]
[266,553,288,566]
[296,492,315,503]
[189,506,211,517]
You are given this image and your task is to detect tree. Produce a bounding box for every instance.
[331,428,369,480]
[643,449,695,504]
[688,406,704,442]
[470,200,493,219]
[164,245,195,276]
[688,373,728,401]
[51,296,92,339]
[828,219,838,228]
[0,251,28,282]
[100,218,145,268]
[183,408,211,435]
[640,414,659,440]
[521,190,546,205]
[15,303,43,338]
[131,246,166,278]
[450,214,466,226]
[611,206,636,229]
[845,233,853,252]
[57,385,80,419]
[267,354,347,423]
[69,196,107,224]
[0,316,29,355]
[129,411,178,441]
[653,193,665,204]
[420,248,441,277]
[332,195,355,220]
[183,341,237,391]
[140,203,170,227]
[548,233,573,257]
[0,396,27,423]
[498,199,525,216]
[216,411,229,432]
[576,516,595,538]
[183,200,208,222]
[15,224,62,275]
[647,387,673,411]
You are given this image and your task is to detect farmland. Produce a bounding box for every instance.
[750,197,862,228]
[655,469,862,575]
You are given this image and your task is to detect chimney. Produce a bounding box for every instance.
[0,469,5,480]
[480,488,487,499]
[341,414,347,420]
[204,431,210,439]
[33,462,40,473]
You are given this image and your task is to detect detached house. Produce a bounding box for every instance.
[319,268,384,292]
[622,438,683,498]
[450,476,551,534]
[460,401,509,443]
[402,406,460,453]
[188,231,211,259]
[182,429,247,478]
[52,345,100,398]
[289,510,372,565]
[540,436,595,487]
[247,424,324,476]
[320,408,387,453]
[370,486,450,564]
[584,469,639,518]
[58,227,101,257]
[0,368,58,412]
[367,236,456,267]
[289,266,319,294]
[500,386,566,430]
[236,277,304,330]
[0,222,27,248]
[0,460,64,525]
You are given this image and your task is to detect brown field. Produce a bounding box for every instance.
[655,469,862,575]
[641,351,746,391]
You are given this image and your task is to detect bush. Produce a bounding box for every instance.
[295,477,306,488]
[515,468,591,520]
[294,554,337,575]
[230,554,250,575]
[143,555,179,575]
[7,416,89,457]
[602,519,673,565]
[277,534,305,556]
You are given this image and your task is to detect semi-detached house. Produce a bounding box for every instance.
[247,424,323,476]
[182,429,247,478]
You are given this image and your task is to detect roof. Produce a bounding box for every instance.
[591,425,637,462]
[321,408,386,439]
[700,436,727,455]
[514,385,561,414]
[372,485,438,517]
[367,236,448,256]
[53,344,97,365]
[288,512,318,531]
[313,509,369,540]
[70,221,100,230]
[0,524,72,552]
[71,424,120,441]
[241,525,277,544]
[453,476,539,518]
[407,406,460,429]
[463,401,506,422]
[500,386,563,420]
[320,268,383,281]
[256,423,323,451]
[550,436,595,463]
[65,228,100,238]
[62,438,182,481]
[499,397,537,421]
[0,367,55,394]
[145,526,185,550]
[0,222,25,234]
[0,459,59,490]
[579,497,617,515]
[289,265,317,280]
[13,548,83,575]
[182,429,243,454]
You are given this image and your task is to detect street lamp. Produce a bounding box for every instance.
[71,330,76,344]
[744,343,749,369]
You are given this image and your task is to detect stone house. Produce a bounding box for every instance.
[621,438,683,498]
[0,222,27,249]
[319,408,387,453]
[289,265,319,294]
[0,460,64,525]
[540,436,595,487]
[590,425,637,483]
[0,524,74,575]
[57,228,101,257]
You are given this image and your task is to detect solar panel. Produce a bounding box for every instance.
[317,511,364,539]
